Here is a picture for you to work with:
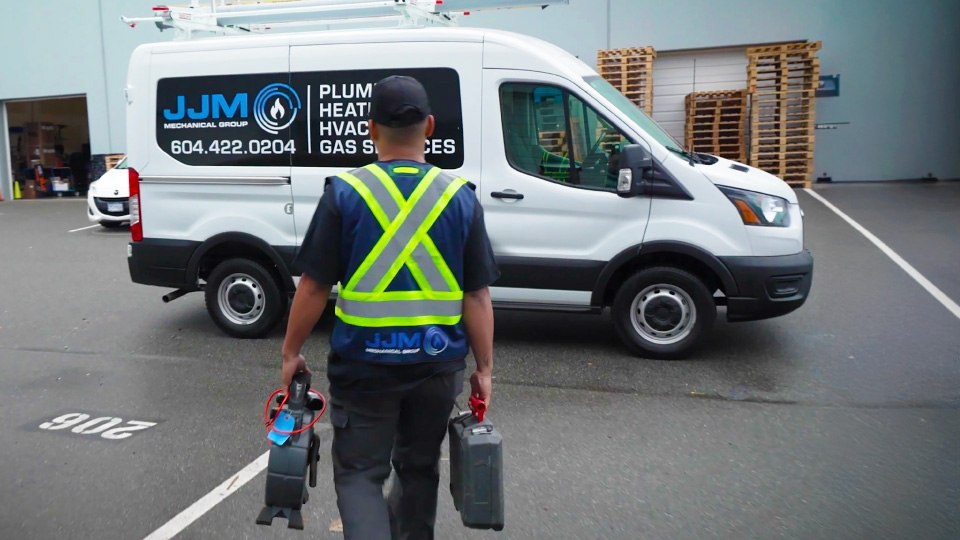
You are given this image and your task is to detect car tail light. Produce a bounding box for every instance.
[129,167,142,242]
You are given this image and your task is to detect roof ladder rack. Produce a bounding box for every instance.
[121,0,569,39]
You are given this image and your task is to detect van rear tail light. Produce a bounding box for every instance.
[129,167,143,242]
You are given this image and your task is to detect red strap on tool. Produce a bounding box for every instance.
[468,395,486,422]
[263,387,327,437]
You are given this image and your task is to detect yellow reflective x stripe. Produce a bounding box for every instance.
[338,289,463,302]
[364,164,406,205]
[363,164,459,292]
[361,164,431,291]
[346,167,441,291]
[372,176,468,293]
[335,305,462,328]
[392,166,421,174]
[336,170,431,292]
[411,177,467,291]
[362,164,462,293]
[363,164,461,292]
[336,171,392,229]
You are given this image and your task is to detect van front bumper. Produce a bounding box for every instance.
[720,250,813,322]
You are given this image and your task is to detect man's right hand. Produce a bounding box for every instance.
[469,370,492,408]
[281,353,310,388]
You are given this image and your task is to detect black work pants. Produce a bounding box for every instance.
[329,370,462,540]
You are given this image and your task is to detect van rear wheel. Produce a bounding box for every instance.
[205,258,285,338]
[612,267,715,359]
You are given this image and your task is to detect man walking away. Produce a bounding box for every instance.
[280,75,499,540]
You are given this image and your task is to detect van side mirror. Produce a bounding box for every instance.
[615,144,653,197]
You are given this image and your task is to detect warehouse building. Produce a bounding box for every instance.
[0,0,957,202]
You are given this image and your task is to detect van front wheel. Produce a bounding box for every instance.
[612,267,715,359]
[205,258,285,338]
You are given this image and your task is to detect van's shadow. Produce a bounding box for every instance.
[136,306,794,400]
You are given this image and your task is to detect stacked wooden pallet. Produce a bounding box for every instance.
[747,41,821,187]
[684,90,748,162]
[537,99,566,153]
[597,46,657,115]
[105,154,126,170]
[538,131,566,153]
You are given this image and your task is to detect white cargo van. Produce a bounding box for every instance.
[125,27,812,358]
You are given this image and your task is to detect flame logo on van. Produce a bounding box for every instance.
[254,83,301,134]
[270,98,284,121]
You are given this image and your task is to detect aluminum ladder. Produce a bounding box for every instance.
[121,0,569,39]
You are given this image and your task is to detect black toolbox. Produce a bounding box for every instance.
[448,410,504,531]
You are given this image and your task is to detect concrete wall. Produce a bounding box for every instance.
[469,0,960,181]
[1,0,958,185]
[0,0,164,155]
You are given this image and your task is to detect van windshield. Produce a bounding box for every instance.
[585,76,683,152]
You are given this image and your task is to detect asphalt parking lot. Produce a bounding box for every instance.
[1,183,958,539]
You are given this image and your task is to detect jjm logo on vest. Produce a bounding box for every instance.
[364,327,450,356]
[161,83,301,134]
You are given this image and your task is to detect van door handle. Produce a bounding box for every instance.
[491,191,524,200]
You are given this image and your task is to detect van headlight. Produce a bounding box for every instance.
[717,186,790,227]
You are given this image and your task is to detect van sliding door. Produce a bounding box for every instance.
[288,42,483,257]
[147,46,295,256]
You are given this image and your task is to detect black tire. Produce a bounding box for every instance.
[100,221,124,228]
[204,258,286,338]
[612,266,716,359]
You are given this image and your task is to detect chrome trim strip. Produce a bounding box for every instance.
[139,176,290,185]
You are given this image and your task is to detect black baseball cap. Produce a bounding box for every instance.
[369,75,431,128]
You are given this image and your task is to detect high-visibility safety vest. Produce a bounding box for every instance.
[327,162,474,363]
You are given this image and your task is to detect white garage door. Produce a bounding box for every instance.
[652,48,748,144]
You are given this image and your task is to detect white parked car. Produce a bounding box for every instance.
[87,156,130,228]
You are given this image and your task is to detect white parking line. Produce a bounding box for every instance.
[142,423,330,539]
[805,188,960,321]
[143,451,269,540]
[68,224,100,233]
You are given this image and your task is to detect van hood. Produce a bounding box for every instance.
[696,155,798,204]
[89,168,129,198]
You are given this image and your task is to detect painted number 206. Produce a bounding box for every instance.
[39,413,157,440]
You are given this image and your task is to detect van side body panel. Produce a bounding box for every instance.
[124,27,811,331]
[135,43,296,258]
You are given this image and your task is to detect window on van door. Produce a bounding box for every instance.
[500,83,630,190]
